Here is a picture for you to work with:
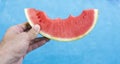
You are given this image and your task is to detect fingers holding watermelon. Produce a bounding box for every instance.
[27,37,49,52]
[27,24,40,40]
[0,22,49,64]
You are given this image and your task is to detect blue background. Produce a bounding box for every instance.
[0,0,120,64]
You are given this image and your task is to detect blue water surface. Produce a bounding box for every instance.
[0,0,120,64]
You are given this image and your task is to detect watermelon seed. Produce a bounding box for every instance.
[36,12,40,16]
[39,19,42,22]
[37,16,41,18]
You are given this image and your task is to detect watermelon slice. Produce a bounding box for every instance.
[25,8,98,41]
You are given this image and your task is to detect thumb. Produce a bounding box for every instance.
[27,24,40,40]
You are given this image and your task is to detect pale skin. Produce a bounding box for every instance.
[0,22,49,64]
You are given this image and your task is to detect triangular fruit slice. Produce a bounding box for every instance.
[25,8,98,41]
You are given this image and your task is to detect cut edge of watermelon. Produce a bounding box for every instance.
[25,9,98,41]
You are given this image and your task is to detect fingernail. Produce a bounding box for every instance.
[34,24,40,32]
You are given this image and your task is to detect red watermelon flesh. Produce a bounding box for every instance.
[25,8,98,41]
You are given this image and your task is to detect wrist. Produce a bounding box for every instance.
[0,41,21,64]
[0,42,16,64]
[0,48,10,64]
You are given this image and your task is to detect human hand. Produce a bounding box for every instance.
[0,22,49,64]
